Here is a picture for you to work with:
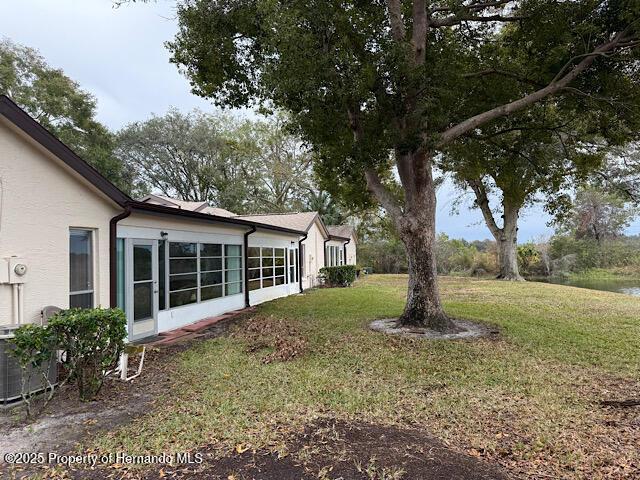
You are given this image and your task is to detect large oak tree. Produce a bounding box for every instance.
[168,0,639,331]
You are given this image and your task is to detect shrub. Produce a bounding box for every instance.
[9,324,58,416]
[9,308,127,408]
[320,265,357,287]
[358,238,408,273]
[517,242,541,276]
[48,308,127,401]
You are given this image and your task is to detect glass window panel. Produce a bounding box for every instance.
[248,280,261,291]
[169,273,198,291]
[226,269,242,282]
[201,285,223,301]
[289,266,295,283]
[69,229,92,292]
[275,267,285,276]
[170,258,197,274]
[262,256,273,267]
[158,240,166,311]
[170,289,198,308]
[225,245,242,257]
[262,278,274,288]
[289,250,295,263]
[249,268,261,280]
[275,248,285,258]
[275,257,285,266]
[247,257,260,269]
[262,267,274,278]
[200,243,222,257]
[275,276,285,286]
[201,271,223,286]
[200,257,222,272]
[225,282,242,296]
[261,247,274,257]
[133,283,152,321]
[225,257,242,270]
[169,242,197,258]
[248,247,261,257]
[70,292,93,309]
[133,245,153,281]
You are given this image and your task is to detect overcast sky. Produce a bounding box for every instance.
[0,0,596,242]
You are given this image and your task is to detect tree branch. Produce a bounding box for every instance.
[347,106,404,219]
[430,0,512,13]
[365,169,404,218]
[468,178,502,239]
[430,13,525,28]
[437,31,633,147]
[411,0,428,65]
[385,0,406,41]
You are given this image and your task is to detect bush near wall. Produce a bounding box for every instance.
[10,308,127,406]
[49,308,127,401]
[320,265,357,287]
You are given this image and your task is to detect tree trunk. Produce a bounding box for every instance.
[496,201,524,281]
[393,151,460,333]
[399,223,460,332]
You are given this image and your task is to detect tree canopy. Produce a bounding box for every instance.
[167,0,639,330]
[116,109,315,213]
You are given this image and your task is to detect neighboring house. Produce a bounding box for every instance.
[229,213,357,288]
[0,95,356,342]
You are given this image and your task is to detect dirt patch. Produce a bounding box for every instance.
[63,419,508,479]
[233,315,308,363]
[0,314,245,477]
[370,318,498,340]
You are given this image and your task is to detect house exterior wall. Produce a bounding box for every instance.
[346,237,357,265]
[301,221,326,289]
[0,119,119,326]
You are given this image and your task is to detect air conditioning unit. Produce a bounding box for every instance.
[0,325,57,406]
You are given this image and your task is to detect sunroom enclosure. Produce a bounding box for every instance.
[115,221,301,341]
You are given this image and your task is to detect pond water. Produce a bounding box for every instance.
[528,277,640,297]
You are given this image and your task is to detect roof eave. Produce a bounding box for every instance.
[0,95,131,207]
[129,201,306,236]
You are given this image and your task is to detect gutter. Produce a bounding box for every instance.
[243,225,257,307]
[109,206,132,308]
[298,233,308,292]
[323,238,330,267]
[343,238,351,265]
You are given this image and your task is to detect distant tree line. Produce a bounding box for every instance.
[359,187,640,278]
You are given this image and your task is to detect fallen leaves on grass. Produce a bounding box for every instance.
[233,315,308,364]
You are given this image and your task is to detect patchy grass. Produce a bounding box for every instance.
[95,275,640,479]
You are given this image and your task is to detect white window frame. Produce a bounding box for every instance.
[167,241,243,309]
[69,228,95,308]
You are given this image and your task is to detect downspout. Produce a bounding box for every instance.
[298,233,308,293]
[109,205,131,308]
[243,225,257,307]
[343,238,351,265]
[323,238,330,267]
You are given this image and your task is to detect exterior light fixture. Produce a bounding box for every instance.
[160,231,168,239]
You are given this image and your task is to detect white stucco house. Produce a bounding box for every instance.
[0,95,356,342]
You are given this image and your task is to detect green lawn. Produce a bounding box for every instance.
[96,275,640,479]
